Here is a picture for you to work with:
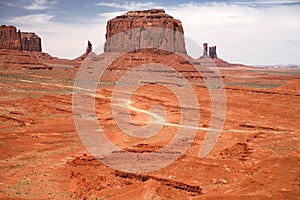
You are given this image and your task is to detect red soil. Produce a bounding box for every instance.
[0,51,299,199]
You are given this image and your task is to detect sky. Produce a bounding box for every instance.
[0,0,299,65]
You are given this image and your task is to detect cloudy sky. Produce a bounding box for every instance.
[0,0,299,65]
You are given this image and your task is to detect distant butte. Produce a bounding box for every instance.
[0,25,42,52]
[0,9,240,70]
[104,9,186,54]
[0,25,83,69]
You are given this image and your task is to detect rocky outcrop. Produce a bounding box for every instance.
[0,25,22,50]
[104,9,186,54]
[115,171,202,195]
[0,50,52,70]
[86,40,92,55]
[203,43,208,56]
[199,43,232,67]
[0,25,83,70]
[0,25,42,52]
[21,32,41,51]
[209,46,217,59]
[75,40,95,61]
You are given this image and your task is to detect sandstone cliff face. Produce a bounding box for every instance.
[21,32,42,51]
[0,25,42,52]
[104,9,186,54]
[0,25,22,50]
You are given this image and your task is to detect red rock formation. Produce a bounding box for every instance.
[203,43,208,56]
[86,40,92,55]
[21,32,42,52]
[104,9,186,54]
[0,50,52,70]
[75,40,95,61]
[0,25,42,52]
[0,25,22,50]
[0,25,82,70]
[209,46,217,59]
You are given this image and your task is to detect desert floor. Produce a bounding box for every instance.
[0,52,300,199]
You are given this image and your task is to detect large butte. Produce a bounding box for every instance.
[104,9,187,54]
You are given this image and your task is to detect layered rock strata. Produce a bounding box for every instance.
[104,9,186,54]
[0,25,42,52]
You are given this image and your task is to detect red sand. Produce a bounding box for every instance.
[0,50,299,199]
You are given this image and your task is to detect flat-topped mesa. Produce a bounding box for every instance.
[0,25,42,52]
[104,9,187,54]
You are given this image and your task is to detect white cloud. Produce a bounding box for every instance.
[166,2,300,64]
[231,0,300,5]
[7,14,55,24]
[96,1,161,10]
[7,2,16,7]
[98,11,124,20]
[24,0,56,11]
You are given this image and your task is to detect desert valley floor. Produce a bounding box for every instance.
[0,50,300,199]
